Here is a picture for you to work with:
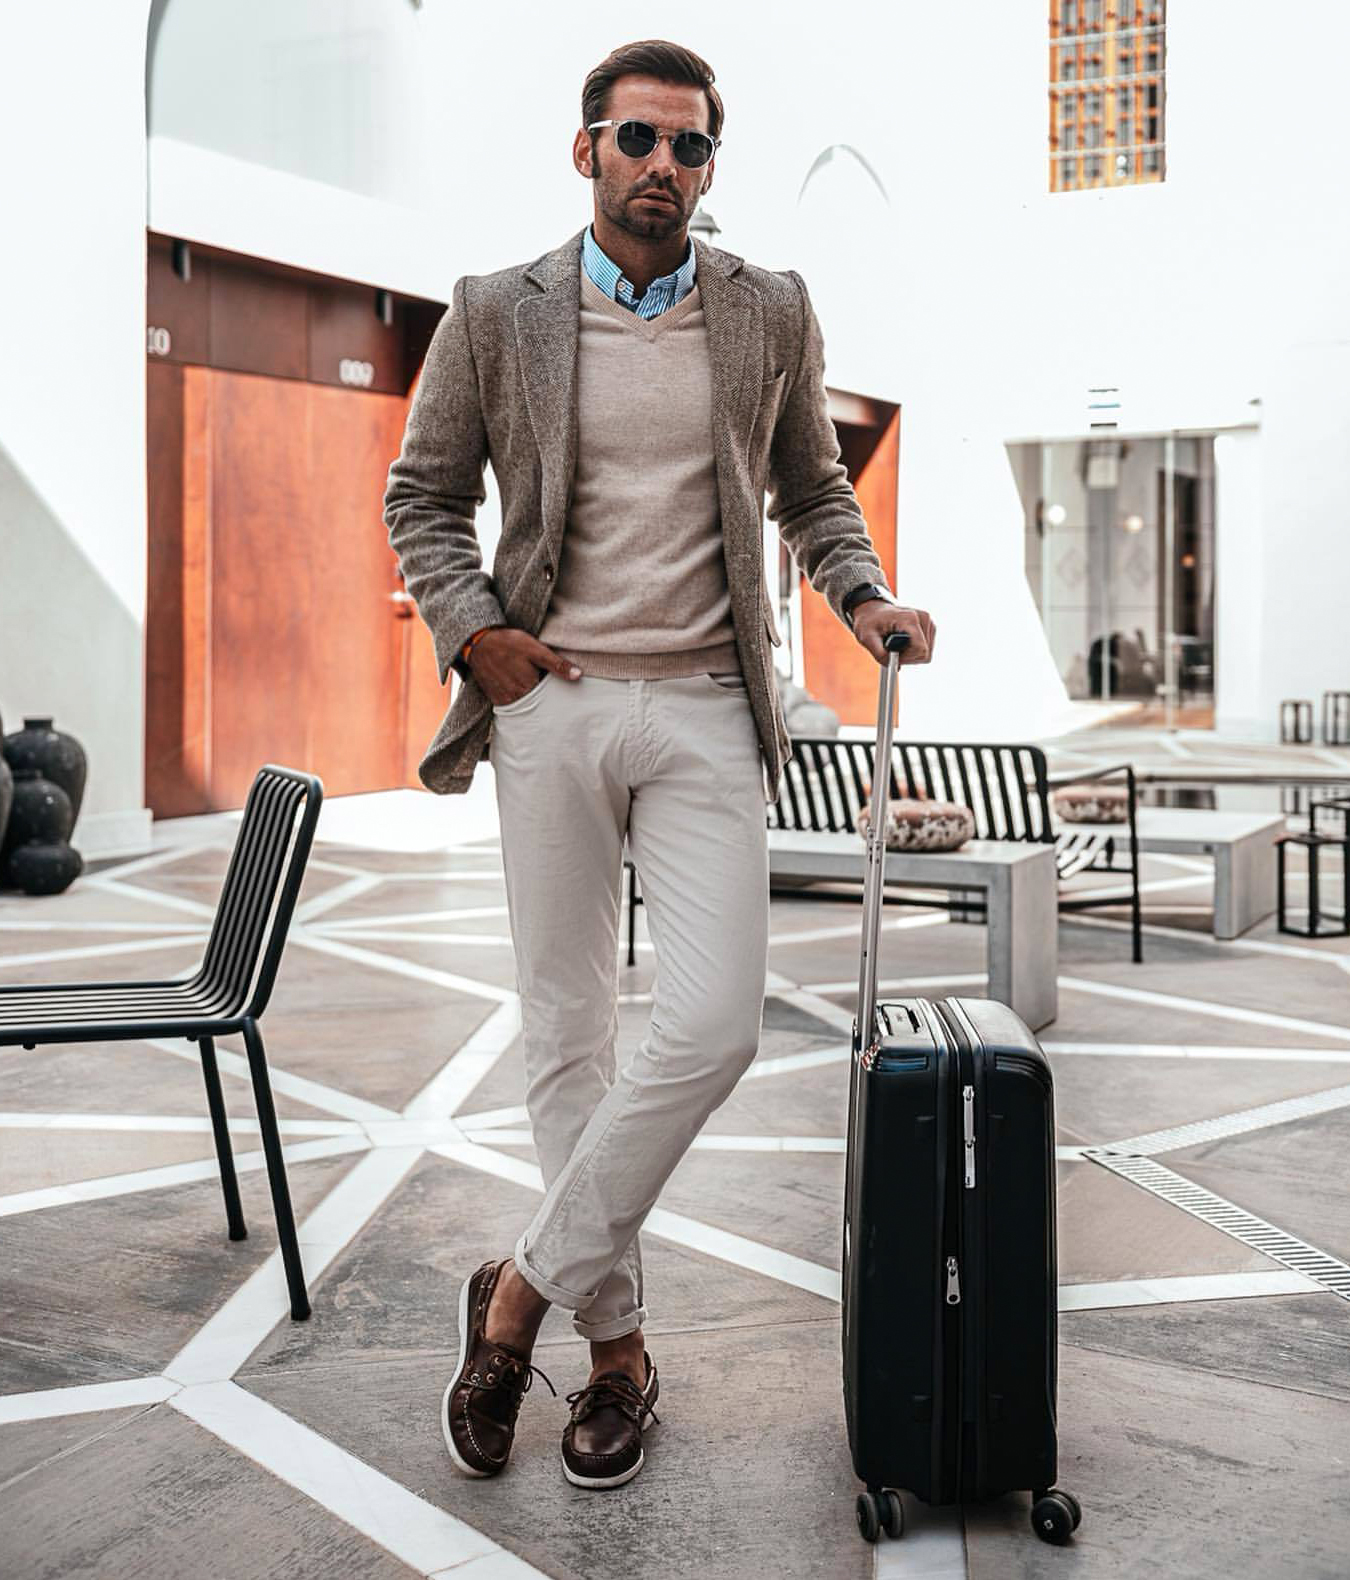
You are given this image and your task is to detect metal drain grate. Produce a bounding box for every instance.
[1083,1150,1350,1302]
[1107,1083,1350,1158]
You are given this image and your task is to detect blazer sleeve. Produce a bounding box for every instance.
[765,270,893,624]
[383,276,507,685]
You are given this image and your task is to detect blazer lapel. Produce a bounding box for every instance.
[515,231,584,556]
[695,238,764,575]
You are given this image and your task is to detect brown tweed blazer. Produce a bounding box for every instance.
[383,226,888,802]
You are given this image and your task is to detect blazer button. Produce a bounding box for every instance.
[544,564,554,580]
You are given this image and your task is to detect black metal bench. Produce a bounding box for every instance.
[622,741,1141,964]
[0,763,323,1320]
[770,738,1142,960]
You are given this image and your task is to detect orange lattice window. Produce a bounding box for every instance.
[1050,0,1166,192]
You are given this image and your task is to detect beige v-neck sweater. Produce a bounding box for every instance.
[535,269,741,678]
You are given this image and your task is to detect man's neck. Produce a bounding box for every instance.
[590,215,689,298]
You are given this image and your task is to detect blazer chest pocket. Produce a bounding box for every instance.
[758,368,787,417]
[750,369,788,477]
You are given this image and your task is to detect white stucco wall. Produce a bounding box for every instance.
[139,0,1350,743]
[0,1,152,853]
[2,1,1347,853]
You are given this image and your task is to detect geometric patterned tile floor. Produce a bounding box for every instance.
[2,785,1349,1579]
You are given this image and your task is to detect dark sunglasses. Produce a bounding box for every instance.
[586,119,720,169]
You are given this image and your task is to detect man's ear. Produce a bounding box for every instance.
[572,127,594,179]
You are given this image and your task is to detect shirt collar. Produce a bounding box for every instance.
[582,224,696,312]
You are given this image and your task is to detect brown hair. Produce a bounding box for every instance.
[582,39,724,142]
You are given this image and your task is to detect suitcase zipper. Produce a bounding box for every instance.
[945,1254,962,1305]
[962,1084,976,1188]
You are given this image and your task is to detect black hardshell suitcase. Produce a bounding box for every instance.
[841,633,1081,1547]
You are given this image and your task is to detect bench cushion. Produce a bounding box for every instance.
[857,799,976,852]
[1053,783,1129,824]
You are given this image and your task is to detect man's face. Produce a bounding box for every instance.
[575,74,715,241]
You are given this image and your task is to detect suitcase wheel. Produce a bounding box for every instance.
[1031,1489,1081,1544]
[855,1493,880,1543]
[855,1489,904,1543]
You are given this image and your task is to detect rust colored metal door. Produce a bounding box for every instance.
[799,393,901,726]
[145,235,446,815]
[147,366,413,811]
[210,372,411,806]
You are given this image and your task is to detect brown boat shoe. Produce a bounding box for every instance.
[441,1259,555,1478]
[560,1352,660,1489]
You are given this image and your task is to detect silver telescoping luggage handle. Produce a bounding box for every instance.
[856,630,911,1051]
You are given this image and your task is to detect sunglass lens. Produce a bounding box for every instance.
[615,121,658,158]
[672,131,715,168]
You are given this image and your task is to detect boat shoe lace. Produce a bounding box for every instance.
[564,1371,660,1428]
[469,1349,557,1414]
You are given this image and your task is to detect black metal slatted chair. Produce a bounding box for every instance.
[760,738,1143,962]
[0,764,323,1320]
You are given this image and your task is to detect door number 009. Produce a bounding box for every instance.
[146,329,375,388]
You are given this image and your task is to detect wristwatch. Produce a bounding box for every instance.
[842,582,898,630]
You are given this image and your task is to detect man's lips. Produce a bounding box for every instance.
[633,191,678,206]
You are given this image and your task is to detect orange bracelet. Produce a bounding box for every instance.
[460,626,497,665]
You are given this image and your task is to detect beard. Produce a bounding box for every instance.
[592,145,692,239]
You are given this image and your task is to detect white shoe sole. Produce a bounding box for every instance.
[440,1268,491,1478]
[562,1448,645,1489]
[560,1368,659,1490]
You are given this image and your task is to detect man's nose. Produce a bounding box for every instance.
[645,136,681,180]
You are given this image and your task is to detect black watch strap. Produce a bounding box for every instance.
[843,582,895,626]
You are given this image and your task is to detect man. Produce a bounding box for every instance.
[383,38,935,1491]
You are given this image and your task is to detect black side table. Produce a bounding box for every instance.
[1311,795,1350,838]
[1277,830,1349,938]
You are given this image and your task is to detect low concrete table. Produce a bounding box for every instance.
[1132,808,1284,939]
[768,832,1059,1030]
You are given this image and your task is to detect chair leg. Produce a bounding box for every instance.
[1128,848,1144,964]
[241,1018,311,1321]
[1126,771,1144,964]
[626,860,638,968]
[198,1035,247,1242]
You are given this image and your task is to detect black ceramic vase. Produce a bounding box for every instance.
[0,707,12,859]
[2,716,87,824]
[0,715,86,896]
[0,771,84,897]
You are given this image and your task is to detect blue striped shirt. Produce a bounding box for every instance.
[581,224,697,320]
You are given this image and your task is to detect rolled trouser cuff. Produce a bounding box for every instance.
[513,1232,595,1311]
[514,1236,646,1338]
[571,1303,648,1341]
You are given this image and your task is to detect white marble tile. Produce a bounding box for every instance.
[1060,975,1350,1042]
[0,1136,366,1220]
[1060,1270,1323,1310]
[404,998,522,1120]
[295,932,516,1003]
[172,1381,545,1576]
[874,1498,967,1578]
[0,1374,178,1424]
[165,1146,421,1385]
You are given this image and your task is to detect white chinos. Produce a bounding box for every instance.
[487,669,770,1340]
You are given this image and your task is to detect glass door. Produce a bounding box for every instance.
[1014,432,1215,726]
